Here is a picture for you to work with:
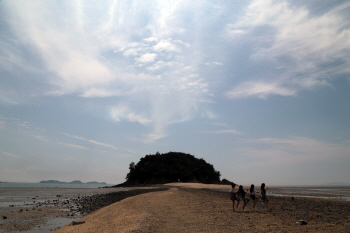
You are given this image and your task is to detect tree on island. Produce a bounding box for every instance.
[120,152,221,186]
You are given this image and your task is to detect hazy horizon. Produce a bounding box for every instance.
[1,0,350,186]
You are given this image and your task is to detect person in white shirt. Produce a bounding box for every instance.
[229,183,239,212]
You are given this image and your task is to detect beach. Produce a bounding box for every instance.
[1,183,350,232]
[54,184,350,232]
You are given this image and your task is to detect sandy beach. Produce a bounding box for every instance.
[54,183,350,233]
[1,183,350,232]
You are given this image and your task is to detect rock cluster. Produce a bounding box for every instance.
[71,188,168,216]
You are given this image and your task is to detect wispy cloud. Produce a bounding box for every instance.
[0,1,213,142]
[225,0,350,99]
[63,133,118,150]
[1,151,23,159]
[225,81,296,99]
[56,142,90,150]
[240,136,350,166]
[208,129,241,134]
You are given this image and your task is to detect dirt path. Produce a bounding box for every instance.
[54,187,350,233]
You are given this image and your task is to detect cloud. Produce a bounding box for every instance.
[147,61,177,71]
[1,151,23,159]
[207,129,241,134]
[56,142,90,150]
[87,140,118,150]
[153,39,180,52]
[135,53,158,63]
[110,105,151,125]
[205,62,224,66]
[123,48,138,57]
[143,37,158,43]
[240,136,350,166]
[80,88,121,98]
[224,0,350,99]
[63,133,118,150]
[225,81,296,99]
[0,1,218,142]
[31,135,49,142]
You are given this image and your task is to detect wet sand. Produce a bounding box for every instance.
[0,187,136,232]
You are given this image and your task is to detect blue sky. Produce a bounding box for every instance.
[0,0,349,185]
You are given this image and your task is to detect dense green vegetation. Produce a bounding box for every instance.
[122,152,221,185]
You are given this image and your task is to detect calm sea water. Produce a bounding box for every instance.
[0,182,123,208]
[0,182,113,188]
[0,183,126,233]
[269,186,350,201]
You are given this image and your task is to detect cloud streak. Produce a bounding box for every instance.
[63,133,118,150]
[1,151,23,159]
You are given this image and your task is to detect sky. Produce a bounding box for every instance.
[0,0,350,186]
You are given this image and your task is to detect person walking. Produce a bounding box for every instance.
[249,184,260,211]
[238,185,250,212]
[229,183,238,212]
[260,183,269,211]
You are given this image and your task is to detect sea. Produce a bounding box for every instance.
[267,185,350,201]
[0,182,113,189]
[0,182,127,233]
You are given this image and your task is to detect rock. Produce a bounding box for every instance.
[2,216,7,219]
[70,221,85,226]
[299,220,307,225]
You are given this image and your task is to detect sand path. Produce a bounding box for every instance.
[55,187,238,232]
[54,184,350,232]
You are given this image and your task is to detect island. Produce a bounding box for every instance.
[39,180,107,185]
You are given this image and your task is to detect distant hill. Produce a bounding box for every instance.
[40,180,107,185]
[116,151,221,186]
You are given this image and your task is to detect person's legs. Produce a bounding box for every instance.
[232,200,235,212]
[261,196,267,210]
[236,199,240,208]
[242,200,247,211]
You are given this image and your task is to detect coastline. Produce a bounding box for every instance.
[55,185,350,233]
[1,183,350,232]
[0,186,164,232]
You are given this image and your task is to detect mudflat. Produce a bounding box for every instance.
[54,184,350,233]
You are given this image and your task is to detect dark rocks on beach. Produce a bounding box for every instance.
[2,216,7,219]
[70,221,85,226]
[72,188,168,216]
[298,220,307,225]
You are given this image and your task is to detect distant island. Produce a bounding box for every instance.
[40,180,107,185]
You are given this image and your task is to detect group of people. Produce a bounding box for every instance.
[229,183,269,212]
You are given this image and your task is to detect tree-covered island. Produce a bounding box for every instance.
[116,152,224,186]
